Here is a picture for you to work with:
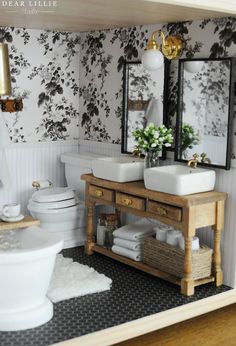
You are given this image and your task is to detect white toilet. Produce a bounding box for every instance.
[28,152,101,249]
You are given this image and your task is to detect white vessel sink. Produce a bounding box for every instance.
[92,156,144,182]
[144,165,216,196]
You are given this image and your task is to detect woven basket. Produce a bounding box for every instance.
[143,237,213,280]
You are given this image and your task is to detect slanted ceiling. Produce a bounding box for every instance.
[0,0,235,32]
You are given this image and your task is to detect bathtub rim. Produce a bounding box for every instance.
[0,227,63,262]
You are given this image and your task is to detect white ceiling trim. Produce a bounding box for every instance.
[144,0,236,14]
[0,0,235,32]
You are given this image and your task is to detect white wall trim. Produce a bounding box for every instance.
[9,140,79,149]
[78,139,121,151]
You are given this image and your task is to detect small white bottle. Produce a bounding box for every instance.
[96,214,106,246]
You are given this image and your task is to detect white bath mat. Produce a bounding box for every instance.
[47,254,112,303]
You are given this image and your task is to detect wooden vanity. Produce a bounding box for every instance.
[81,174,227,296]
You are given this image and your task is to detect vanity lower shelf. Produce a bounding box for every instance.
[93,244,215,288]
[81,173,226,296]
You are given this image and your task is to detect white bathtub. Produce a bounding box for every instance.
[0,226,63,331]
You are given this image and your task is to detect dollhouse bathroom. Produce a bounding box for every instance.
[0,1,236,345]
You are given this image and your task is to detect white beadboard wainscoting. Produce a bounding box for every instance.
[0,141,79,215]
[79,140,236,288]
[213,168,236,287]
[1,138,236,287]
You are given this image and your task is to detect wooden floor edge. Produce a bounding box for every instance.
[53,289,236,346]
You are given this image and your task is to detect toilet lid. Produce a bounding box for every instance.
[28,197,78,210]
[32,187,75,203]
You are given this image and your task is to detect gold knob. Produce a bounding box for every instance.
[123,198,133,206]
[32,181,40,189]
[156,207,167,216]
[95,190,103,197]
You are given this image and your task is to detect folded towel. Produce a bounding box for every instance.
[113,223,154,241]
[135,218,157,226]
[112,245,142,262]
[113,237,143,251]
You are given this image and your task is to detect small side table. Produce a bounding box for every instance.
[0,216,40,231]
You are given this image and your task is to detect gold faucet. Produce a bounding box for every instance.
[187,153,199,169]
[132,147,142,157]
[200,152,211,164]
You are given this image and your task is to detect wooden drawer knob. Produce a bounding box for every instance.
[123,198,133,206]
[95,189,103,197]
[156,207,167,216]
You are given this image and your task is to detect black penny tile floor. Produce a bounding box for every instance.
[0,246,231,346]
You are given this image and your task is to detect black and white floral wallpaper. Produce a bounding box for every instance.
[182,60,230,138]
[0,27,80,143]
[2,16,236,144]
[79,17,236,144]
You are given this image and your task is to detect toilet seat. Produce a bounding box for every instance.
[28,197,78,210]
[28,204,81,215]
[28,183,87,250]
[32,187,75,203]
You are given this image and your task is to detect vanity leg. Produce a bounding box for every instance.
[181,236,194,296]
[85,203,95,255]
[213,201,224,286]
[181,207,195,296]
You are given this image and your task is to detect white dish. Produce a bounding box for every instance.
[1,214,24,223]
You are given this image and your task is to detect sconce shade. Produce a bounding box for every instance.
[0,43,12,96]
[184,61,204,73]
[142,30,182,71]
[142,49,164,70]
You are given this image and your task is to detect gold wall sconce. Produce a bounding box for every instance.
[0,43,12,96]
[142,30,182,70]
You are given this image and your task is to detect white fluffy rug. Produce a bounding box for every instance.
[47,254,112,303]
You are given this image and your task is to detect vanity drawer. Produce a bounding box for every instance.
[89,185,114,202]
[147,200,182,222]
[116,192,145,211]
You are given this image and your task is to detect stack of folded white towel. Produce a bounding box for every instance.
[112,219,155,261]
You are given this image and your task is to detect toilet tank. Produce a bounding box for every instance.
[61,152,104,201]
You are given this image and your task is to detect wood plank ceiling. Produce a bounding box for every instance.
[0,0,235,32]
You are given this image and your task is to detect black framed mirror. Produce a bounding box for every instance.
[175,57,235,170]
[121,60,169,156]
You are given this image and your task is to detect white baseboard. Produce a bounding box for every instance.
[54,289,236,346]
